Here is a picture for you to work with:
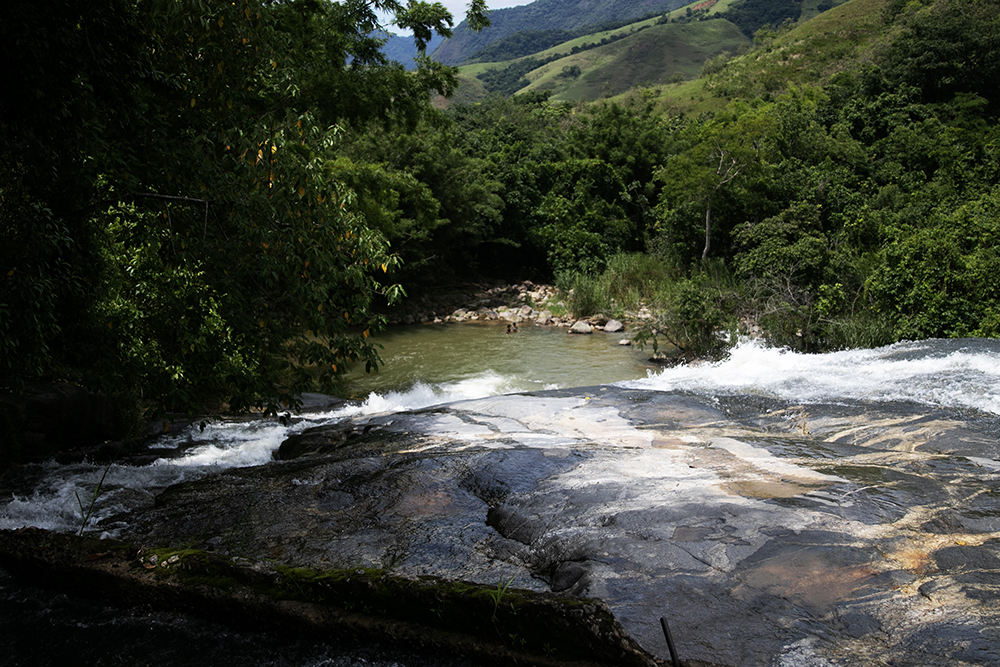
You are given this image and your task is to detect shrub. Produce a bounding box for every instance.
[701,52,731,78]
[634,268,739,359]
[823,315,897,350]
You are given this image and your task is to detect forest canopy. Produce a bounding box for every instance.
[0,0,487,420]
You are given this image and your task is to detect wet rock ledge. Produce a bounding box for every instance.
[0,527,672,667]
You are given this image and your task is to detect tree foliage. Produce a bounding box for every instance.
[0,0,485,420]
[448,95,678,279]
[3,0,999,429]
[467,29,574,63]
[716,0,802,39]
[634,1,1000,352]
[879,0,1000,117]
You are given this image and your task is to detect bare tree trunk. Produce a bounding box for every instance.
[702,197,712,261]
[701,138,758,262]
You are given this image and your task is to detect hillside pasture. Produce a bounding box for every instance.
[520,20,748,101]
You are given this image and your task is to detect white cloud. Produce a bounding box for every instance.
[442,1,535,21]
[387,1,534,35]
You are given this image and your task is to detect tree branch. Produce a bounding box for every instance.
[132,192,214,206]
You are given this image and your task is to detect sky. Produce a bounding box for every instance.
[447,0,535,15]
[383,0,534,36]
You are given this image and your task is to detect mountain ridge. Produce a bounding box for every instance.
[432,0,691,66]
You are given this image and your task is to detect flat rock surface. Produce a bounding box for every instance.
[118,386,1000,667]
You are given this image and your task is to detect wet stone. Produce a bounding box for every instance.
[837,611,882,638]
[932,540,1000,572]
[102,386,1000,667]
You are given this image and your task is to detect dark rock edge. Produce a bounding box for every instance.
[0,527,693,667]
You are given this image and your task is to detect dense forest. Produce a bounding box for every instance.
[3,0,999,436]
[0,0,486,423]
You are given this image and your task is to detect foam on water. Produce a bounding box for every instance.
[5,338,1000,535]
[0,460,194,535]
[143,371,527,469]
[349,371,529,415]
[0,370,529,534]
[621,338,1000,415]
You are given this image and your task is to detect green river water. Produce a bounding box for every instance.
[338,322,660,401]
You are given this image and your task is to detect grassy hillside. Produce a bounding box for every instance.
[432,0,688,65]
[610,0,891,115]
[441,0,858,105]
[520,20,749,101]
[439,0,904,113]
[518,0,741,61]
[712,0,889,92]
[432,74,487,108]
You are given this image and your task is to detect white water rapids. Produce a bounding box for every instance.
[626,337,1000,414]
[2,337,999,536]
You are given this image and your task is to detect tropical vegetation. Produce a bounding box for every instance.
[0,0,486,422]
[3,0,999,434]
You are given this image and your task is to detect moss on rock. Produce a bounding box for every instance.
[0,528,659,667]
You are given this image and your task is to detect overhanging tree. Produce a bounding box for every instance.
[0,0,489,420]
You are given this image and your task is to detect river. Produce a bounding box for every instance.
[2,329,999,666]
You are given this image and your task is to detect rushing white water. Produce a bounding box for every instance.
[621,338,1000,416]
[2,336,999,536]
[3,335,1000,667]
[0,370,554,535]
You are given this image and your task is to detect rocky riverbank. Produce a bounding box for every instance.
[383,281,631,335]
[5,341,1000,666]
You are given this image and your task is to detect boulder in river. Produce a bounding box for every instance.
[569,321,593,334]
[604,319,625,333]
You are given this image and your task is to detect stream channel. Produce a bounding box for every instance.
[0,323,653,667]
[2,325,1000,666]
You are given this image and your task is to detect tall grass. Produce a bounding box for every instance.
[556,252,675,318]
[823,315,896,350]
[602,252,675,310]
[555,271,606,317]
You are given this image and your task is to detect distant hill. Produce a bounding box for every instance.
[517,19,749,100]
[436,0,855,105]
[449,17,748,103]
[379,32,446,70]
[432,0,691,66]
[466,29,576,64]
[638,0,881,116]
